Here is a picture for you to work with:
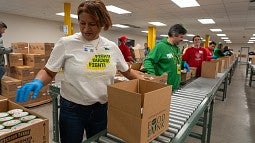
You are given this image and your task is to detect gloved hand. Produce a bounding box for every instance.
[183,61,190,72]
[211,55,217,59]
[16,79,44,102]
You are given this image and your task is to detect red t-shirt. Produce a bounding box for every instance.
[119,43,131,62]
[205,47,213,61]
[182,47,208,77]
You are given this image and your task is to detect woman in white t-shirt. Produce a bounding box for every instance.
[16,1,143,142]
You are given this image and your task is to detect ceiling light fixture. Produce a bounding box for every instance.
[248,41,254,43]
[221,37,229,39]
[171,0,200,8]
[210,29,222,32]
[217,34,226,37]
[148,22,166,26]
[160,35,168,37]
[186,34,195,37]
[106,5,131,14]
[112,24,130,28]
[198,19,215,24]
[141,31,148,33]
[56,12,78,19]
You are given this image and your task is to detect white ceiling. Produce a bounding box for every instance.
[1,0,255,44]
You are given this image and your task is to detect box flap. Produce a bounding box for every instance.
[108,80,142,117]
[142,85,171,118]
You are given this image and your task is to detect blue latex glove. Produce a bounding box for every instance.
[211,55,217,59]
[183,61,190,72]
[16,79,44,102]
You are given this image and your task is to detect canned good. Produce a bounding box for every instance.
[0,116,14,123]
[0,112,9,118]
[7,109,23,115]
[12,112,29,118]
[20,115,36,122]
[11,123,29,130]
[0,124,4,130]
[2,120,21,128]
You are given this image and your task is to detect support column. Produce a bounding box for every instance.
[64,3,72,36]
[204,34,210,48]
[148,26,156,49]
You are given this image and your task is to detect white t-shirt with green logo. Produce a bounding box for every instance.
[45,33,129,105]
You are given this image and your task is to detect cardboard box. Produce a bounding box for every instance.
[107,79,171,143]
[181,72,191,82]
[130,63,142,70]
[134,49,145,59]
[190,67,197,78]
[24,54,46,69]
[0,96,7,101]
[11,42,29,54]
[29,43,54,56]
[0,99,49,143]
[221,56,231,68]
[8,53,23,67]
[251,57,255,64]
[11,66,34,81]
[201,61,219,78]
[114,72,168,85]
[211,59,225,73]
[1,76,22,98]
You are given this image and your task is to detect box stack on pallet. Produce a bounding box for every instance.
[1,42,54,107]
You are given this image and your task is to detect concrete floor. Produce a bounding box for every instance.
[30,63,255,143]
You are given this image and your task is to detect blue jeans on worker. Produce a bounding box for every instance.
[59,96,107,143]
[0,65,5,80]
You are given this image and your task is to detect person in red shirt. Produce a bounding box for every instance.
[205,41,217,61]
[118,36,134,63]
[182,35,208,77]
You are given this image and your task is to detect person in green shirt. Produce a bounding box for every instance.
[213,42,225,59]
[144,24,189,91]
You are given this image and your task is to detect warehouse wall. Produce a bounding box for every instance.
[0,12,147,49]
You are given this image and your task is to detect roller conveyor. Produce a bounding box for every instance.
[49,59,237,143]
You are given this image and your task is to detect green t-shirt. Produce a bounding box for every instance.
[144,38,182,91]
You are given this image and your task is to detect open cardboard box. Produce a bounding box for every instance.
[0,99,49,143]
[201,61,219,78]
[107,79,171,143]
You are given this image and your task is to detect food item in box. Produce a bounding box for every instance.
[0,116,14,123]
[0,112,9,118]
[2,119,21,128]
[28,118,44,125]
[0,124,4,130]
[20,115,36,122]
[7,109,23,114]
[12,111,29,118]
[11,123,30,130]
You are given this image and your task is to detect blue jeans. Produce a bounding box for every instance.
[59,97,107,143]
[0,66,5,80]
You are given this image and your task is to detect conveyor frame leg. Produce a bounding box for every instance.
[206,100,214,143]
[52,94,60,143]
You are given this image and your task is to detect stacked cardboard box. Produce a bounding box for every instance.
[3,42,55,107]
[1,76,22,98]
[24,54,45,69]
[11,42,29,54]
[8,53,23,67]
